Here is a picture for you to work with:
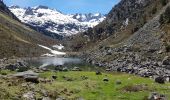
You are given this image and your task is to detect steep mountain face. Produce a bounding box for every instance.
[71,0,170,77]
[9,5,105,39]
[72,13,105,23]
[0,1,57,58]
[93,0,158,40]
[70,0,168,50]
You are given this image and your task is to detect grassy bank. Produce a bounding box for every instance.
[0,71,170,100]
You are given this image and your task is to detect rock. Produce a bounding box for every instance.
[42,97,51,100]
[162,56,170,65]
[164,76,170,82]
[96,71,102,75]
[158,49,164,54]
[106,68,111,71]
[103,78,109,82]
[56,96,66,100]
[16,61,29,72]
[23,91,35,100]
[55,65,63,71]
[5,64,17,71]
[106,52,112,55]
[148,92,167,100]
[25,76,39,83]
[41,89,48,97]
[17,67,29,72]
[37,97,43,100]
[117,68,122,72]
[115,80,122,85]
[66,78,73,81]
[14,70,39,83]
[155,77,165,84]
[4,61,28,72]
[14,70,38,78]
[62,67,68,72]
[72,67,81,71]
[52,75,57,79]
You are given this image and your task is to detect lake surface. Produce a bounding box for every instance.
[26,57,103,71]
[26,57,82,67]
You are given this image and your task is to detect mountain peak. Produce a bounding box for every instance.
[9,5,20,9]
[9,6,106,37]
[34,5,49,10]
[72,13,105,22]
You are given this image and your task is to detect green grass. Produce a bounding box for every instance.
[39,71,170,100]
[0,71,170,100]
[0,70,16,75]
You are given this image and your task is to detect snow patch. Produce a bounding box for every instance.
[53,44,64,50]
[38,44,66,56]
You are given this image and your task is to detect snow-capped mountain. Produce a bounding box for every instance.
[9,5,106,38]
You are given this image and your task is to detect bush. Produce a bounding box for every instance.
[160,0,168,6]
[159,14,164,24]
[166,44,170,52]
[152,7,157,14]
[159,6,170,24]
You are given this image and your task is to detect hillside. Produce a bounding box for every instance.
[68,0,170,77]
[69,0,169,51]
[0,1,57,58]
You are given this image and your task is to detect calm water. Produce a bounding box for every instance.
[26,57,82,67]
[26,57,103,71]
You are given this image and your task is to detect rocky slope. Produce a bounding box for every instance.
[77,0,170,78]
[9,5,105,39]
[69,0,168,50]
[0,1,58,58]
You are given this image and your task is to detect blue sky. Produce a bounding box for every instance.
[4,0,120,14]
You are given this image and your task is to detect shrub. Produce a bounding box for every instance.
[152,7,157,14]
[165,44,170,52]
[164,6,170,23]
[159,6,170,24]
[159,14,164,24]
[160,0,168,6]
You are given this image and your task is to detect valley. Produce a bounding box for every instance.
[0,0,170,100]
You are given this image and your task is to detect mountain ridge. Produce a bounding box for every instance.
[74,0,170,78]
[9,5,106,38]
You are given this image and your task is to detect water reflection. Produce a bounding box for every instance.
[27,57,82,67]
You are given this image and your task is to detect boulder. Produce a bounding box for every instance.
[164,76,170,82]
[25,76,39,83]
[23,91,35,100]
[4,61,28,71]
[162,56,170,65]
[115,80,122,85]
[72,67,81,71]
[148,92,166,100]
[52,75,57,79]
[106,68,111,71]
[62,67,68,72]
[13,70,39,83]
[42,97,51,100]
[96,71,102,75]
[155,77,165,84]
[103,78,109,82]
[5,64,17,71]
[55,65,63,71]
